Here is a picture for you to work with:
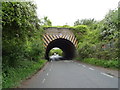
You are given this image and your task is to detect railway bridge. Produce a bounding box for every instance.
[43,27,78,60]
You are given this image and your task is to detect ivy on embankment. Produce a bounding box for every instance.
[2,2,46,88]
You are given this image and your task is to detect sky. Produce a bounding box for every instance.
[34,0,119,26]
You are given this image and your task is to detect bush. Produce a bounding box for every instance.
[73,25,89,34]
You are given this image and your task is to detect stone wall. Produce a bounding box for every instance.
[44,27,74,36]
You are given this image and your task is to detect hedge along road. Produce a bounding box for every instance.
[19,60,118,88]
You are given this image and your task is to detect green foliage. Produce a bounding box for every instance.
[2,60,47,88]
[72,25,89,42]
[118,7,120,60]
[49,49,63,56]
[74,18,98,30]
[73,25,88,34]
[2,2,44,67]
[99,9,119,41]
[73,8,119,62]
[2,2,46,88]
[77,44,94,59]
[82,58,119,69]
[2,2,39,34]
[40,16,52,26]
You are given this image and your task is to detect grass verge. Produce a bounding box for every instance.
[76,58,119,69]
[2,59,47,88]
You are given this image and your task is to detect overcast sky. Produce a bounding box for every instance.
[34,0,119,26]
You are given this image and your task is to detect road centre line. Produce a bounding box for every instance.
[42,78,46,83]
[101,72,113,78]
[64,60,71,62]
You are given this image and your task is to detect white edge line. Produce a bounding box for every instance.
[89,68,94,70]
[101,72,113,78]
[82,65,86,67]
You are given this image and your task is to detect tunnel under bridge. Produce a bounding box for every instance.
[43,27,78,60]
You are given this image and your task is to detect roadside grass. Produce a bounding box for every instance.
[76,58,119,69]
[0,74,2,89]
[2,59,47,88]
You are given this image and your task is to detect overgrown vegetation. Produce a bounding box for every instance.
[2,2,47,88]
[73,8,119,69]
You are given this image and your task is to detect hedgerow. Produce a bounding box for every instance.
[2,2,46,88]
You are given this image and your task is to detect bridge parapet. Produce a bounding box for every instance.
[44,27,74,36]
[43,27,77,48]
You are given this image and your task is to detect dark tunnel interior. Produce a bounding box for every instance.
[45,38,76,60]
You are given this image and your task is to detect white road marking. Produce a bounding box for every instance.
[50,63,53,68]
[82,65,86,67]
[46,73,49,76]
[89,67,94,70]
[42,79,46,83]
[49,69,52,71]
[64,60,70,62]
[101,72,113,78]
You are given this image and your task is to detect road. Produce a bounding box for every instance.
[19,60,118,88]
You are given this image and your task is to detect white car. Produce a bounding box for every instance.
[50,54,63,61]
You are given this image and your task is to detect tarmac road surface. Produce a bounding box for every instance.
[19,60,118,88]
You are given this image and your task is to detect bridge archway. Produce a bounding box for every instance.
[45,38,76,60]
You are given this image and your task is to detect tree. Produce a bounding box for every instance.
[40,16,52,26]
[99,9,118,41]
[74,18,98,30]
[2,2,44,67]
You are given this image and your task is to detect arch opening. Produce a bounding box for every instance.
[49,47,64,61]
[45,38,76,60]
